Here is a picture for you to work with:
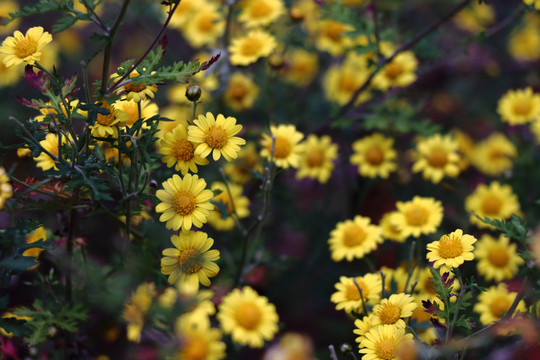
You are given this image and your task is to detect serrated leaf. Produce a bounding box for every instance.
[53,13,78,32]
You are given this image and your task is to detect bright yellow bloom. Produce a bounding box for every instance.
[330,274,382,314]
[174,315,226,360]
[379,212,407,243]
[223,142,263,184]
[207,181,250,231]
[0,167,12,210]
[111,69,158,103]
[90,101,129,138]
[260,124,305,169]
[229,30,277,66]
[0,26,52,67]
[34,99,81,123]
[168,0,200,29]
[380,266,409,294]
[391,196,443,238]
[123,282,156,343]
[497,87,540,125]
[155,174,214,230]
[372,293,417,328]
[33,132,70,171]
[0,1,21,36]
[524,0,540,11]
[473,283,527,325]
[353,314,376,341]
[315,20,354,56]
[373,42,418,91]
[281,48,319,87]
[453,2,495,33]
[296,135,338,183]
[350,133,397,179]
[412,134,461,184]
[156,106,191,140]
[474,234,524,282]
[217,286,279,348]
[426,229,477,269]
[470,133,516,176]
[22,226,47,263]
[323,52,372,105]
[507,17,540,62]
[0,53,22,87]
[224,72,259,111]
[328,215,383,262]
[359,325,414,358]
[185,5,225,48]
[113,99,158,128]
[238,0,285,28]
[159,123,208,174]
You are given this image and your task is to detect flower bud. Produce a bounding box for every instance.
[268,54,284,70]
[185,84,201,102]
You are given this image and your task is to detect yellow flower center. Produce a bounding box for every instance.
[249,0,272,18]
[172,138,195,161]
[438,234,463,259]
[197,13,216,32]
[343,225,366,247]
[375,338,397,360]
[427,148,448,168]
[378,303,401,324]
[240,37,263,56]
[339,75,358,92]
[96,107,116,126]
[177,248,202,274]
[365,146,384,165]
[272,136,292,159]
[306,149,324,168]
[181,336,209,360]
[15,37,38,59]
[204,125,228,149]
[404,206,428,226]
[325,21,346,41]
[229,82,248,100]
[384,62,404,80]
[234,302,262,330]
[488,246,510,267]
[489,296,511,319]
[345,280,368,301]
[124,81,147,93]
[173,191,197,216]
[512,99,532,116]
[481,195,502,215]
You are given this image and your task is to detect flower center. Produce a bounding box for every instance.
[234,303,262,330]
[438,234,463,259]
[204,125,228,149]
[173,191,197,216]
[339,75,358,92]
[489,296,511,319]
[96,107,116,126]
[343,225,366,247]
[384,62,404,80]
[177,248,202,274]
[181,336,209,360]
[241,37,263,56]
[124,81,147,93]
[172,138,195,161]
[272,136,291,158]
[345,280,367,301]
[378,303,401,324]
[15,38,38,59]
[365,146,384,165]
[249,0,272,18]
[375,338,396,360]
[488,246,510,267]
[306,149,324,168]
[197,12,216,32]
[325,21,346,41]
[230,82,248,100]
[481,195,502,215]
[512,99,532,116]
[404,206,428,226]
[427,149,448,168]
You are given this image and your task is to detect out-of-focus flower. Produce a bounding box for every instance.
[229,30,277,66]
[223,72,259,111]
[238,0,285,28]
[392,197,443,238]
[123,283,156,343]
[473,283,526,325]
[260,124,305,169]
[411,134,461,184]
[350,133,397,179]
[207,181,250,231]
[470,133,516,176]
[474,234,524,282]
[453,2,495,33]
[497,87,540,125]
[328,215,383,262]
[296,134,338,184]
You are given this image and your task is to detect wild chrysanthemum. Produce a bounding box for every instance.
[473,283,527,325]
[111,69,158,103]
[371,293,417,328]
[113,99,158,128]
[156,106,191,140]
[174,315,226,360]
[260,124,305,169]
[281,48,319,87]
[296,135,338,184]
[22,226,47,269]
[497,87,540,125]
[470,133,516,176]
[353,314,376,342]
[350,133,397,179]
[185,5,225,48]
[359,325,414,358]
[90,101,129,138]
[330,274,382,314]
[373,44,418,91]
[123,282,156,343]
[160,230,220,290]
[188,112,246,161]
[474,234,524,282]
[223,143,263,184]
[207,181,250,231]
[328,215,383,262]
[224,72,259,111]
[323,52,372,106]
[217,286,279,348]
[0,26,52,67]
[0,167,12,210]
[238,0,285,28]
[426,229,477,269]
[155,174,214,230]
[33,132,70,171]
[379,212,407,243]
[315,20,354,56]
[392,196,443,238]
[507,18,540,62]
[229,30,277,66]
[159,123,208,174]
[453,2,495,33]
[413,266,459,300]
[412,134,461,184]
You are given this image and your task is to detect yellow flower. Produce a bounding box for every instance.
[264,332,316,360]
[426,229,477,269]
[223,142,263,184]
[281,48,319,87]
[229,30,277,66]
[168,0,200,29]
[260,124,305,169]
[524,0,540,11]
[507,17,540,62]
[328,215,383,262]
[453,2,495,33]
[0,53,22,87]
[0,167,12,210]
[315,20,354,56]
[0,0,21,36]
[323,52,372,105]
[207,181,250,231]
[353,314,376,341]
[497,87,540,125]
[34,99,81,123]
[380,266,409,294]
[174,314,226,360]
[22,226,47,263]
[359,325,414,359]
[33,132,70,171]
[224,72,260,111]
[90,101,129,138]
[350,133,397,179]
[379,212,407,243]
[156,106,191,140]
[0,26,52,67]
[412,134,461,184]
[391,196,443,238]
[188,112,246,161]
[111,69,158,103]
[185,5,225,48]
[465,181,521,229]
[372,293,417,328]
[330,274,382,314]
[123,282,156,343]
[412,266,459,301]
[159,123,209,174]
[155,173,214,230]
[217,286,279,348]
[160,230,220,290]
[113,99,158,128]
[296,135,338,183]
[474,234,524,282]
[470,133,516,176]
[238,0,285,28]
[373,42,418,91]
[473,283,527,325]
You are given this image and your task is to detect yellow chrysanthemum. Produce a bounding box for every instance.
[330,274,382,314]
[113,99,158,128]
[315,20,354,56]
[323,52,372,106]
[123,282,156,343]
[474,234,525,282]
[359,324,414,359]
[453,2,495,33]
[160,230,220,290]
[111,69,158,103]
[223,142,263,184]
[224,72,260,111]
[412,134,461,184]
[372,293,417,328]
[350,133,397,179]
[238,0,285,28]
[33,132,70,171]
[0,1,21,36]
[281,48,319,87]
[22,226,47,264]
[156,106,191,140]
[380,266,409,294]
[0,53,22,87]
[328,215,383,262]
[353,314,376,342]
[391,196,443,238]
[373,42,418,91]
[185,5,225,48]
[159,123,209,174]
[0,26,52,67]
[497,87,540,125]
[0,167,12,210]
[174,315,226,360]
[207,181,250,231]
[473,283,527,326]
[470,133,516,176]
[188,112,246,161]
[507,18,540,62]
[90,101,129,138]
[229,30,277,66]
[263,332,316,360]
[296,135,338,183]
[260,124,305,169]
[426,229,477,269]
[379,212,407,243]
[155,173,214,230]
[34,99,81,123]
[524,0,540,11]
[465,181,521,229]
[217,286,279,348]
[168,0,200,29]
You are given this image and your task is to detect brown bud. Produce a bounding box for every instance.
[185,84,202,102]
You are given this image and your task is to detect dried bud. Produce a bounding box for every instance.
[268,54,284,70]
[149,179,158,189]
[185,84,202,102]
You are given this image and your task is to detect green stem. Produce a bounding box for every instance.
[403,240,416,294]
[445,273,466,344]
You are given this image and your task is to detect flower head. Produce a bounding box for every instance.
[184,5,225,48]
[426,229,477,269]
[281,48,319,87]
[412,134,461,184]
[373,43,418,91]
[470,133,516,176]
[238,0,285,28]
[330,274,382,314]
[90,101,129,138]
[350,133,397,179]
[473,283,527,325]
[33,132,71,171]
[296,135,338,183]
[372,293,417,328]
[123,282,156,343]
[497,87,540,125]
[111,69,158,103]
[0,26,52,67]
[260,124,305,169]
[207,181,250,231]
[174,314,226,360]
[229,30,277,66]
[315,20,354,56]
[474,234,525,282]
[323,52,372,105]
[392,196,443,238]
[224,72,259,111]
[328,215,383,262]
[159,123,209,174]
[359,325,414,359]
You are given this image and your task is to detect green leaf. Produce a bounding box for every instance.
[53,13,78,33]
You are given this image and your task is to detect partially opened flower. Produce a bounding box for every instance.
[426,229,477,269]
[0,26,52,67]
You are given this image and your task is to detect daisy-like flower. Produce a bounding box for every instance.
[238,0,285,28]
[217,286,279,348]
[188,112,246,162]
[379,212,407,243]
[123,282,156,343]
[473,283,527,325]
[426,229,477,269]
[497,87,540,125]
[90,101,129,138]
[330,274,382,314]
[373,41,418,91]
[507,19,540,63]
[155,174,214,230]
[328,215,383,262]
[323,52,372,106]
[156,106,191,140]
[474,234,525,282]
[185,5,225,48]
[260,124,305,169]
[0,53,22,87]
[371,293,417,328]
[229,30,277,66]
[174,314,226,360]
[223,142,263,184]
[380,266,409,294]
[224,72,260,111]
[281,48,319,87]
[111,69,158,103]
[0,167,12,210]
[160,230,220,290]
[207,181,250,231]
[159,123,209,175]
[0,1,21,36]
[0,26,52,67]
[296,135,338,184]
[350,133,397,179]
[412,134,461,184]
[360,325,414,359]
[113,99,158,128]
[315,20,354,56]
[354,314,376,342]
[470,133,516,176]
[391,196,443,238]
[524,0,540,10]
[465,181,521,229]
[453,2,495,33]
[33,132,70,171]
